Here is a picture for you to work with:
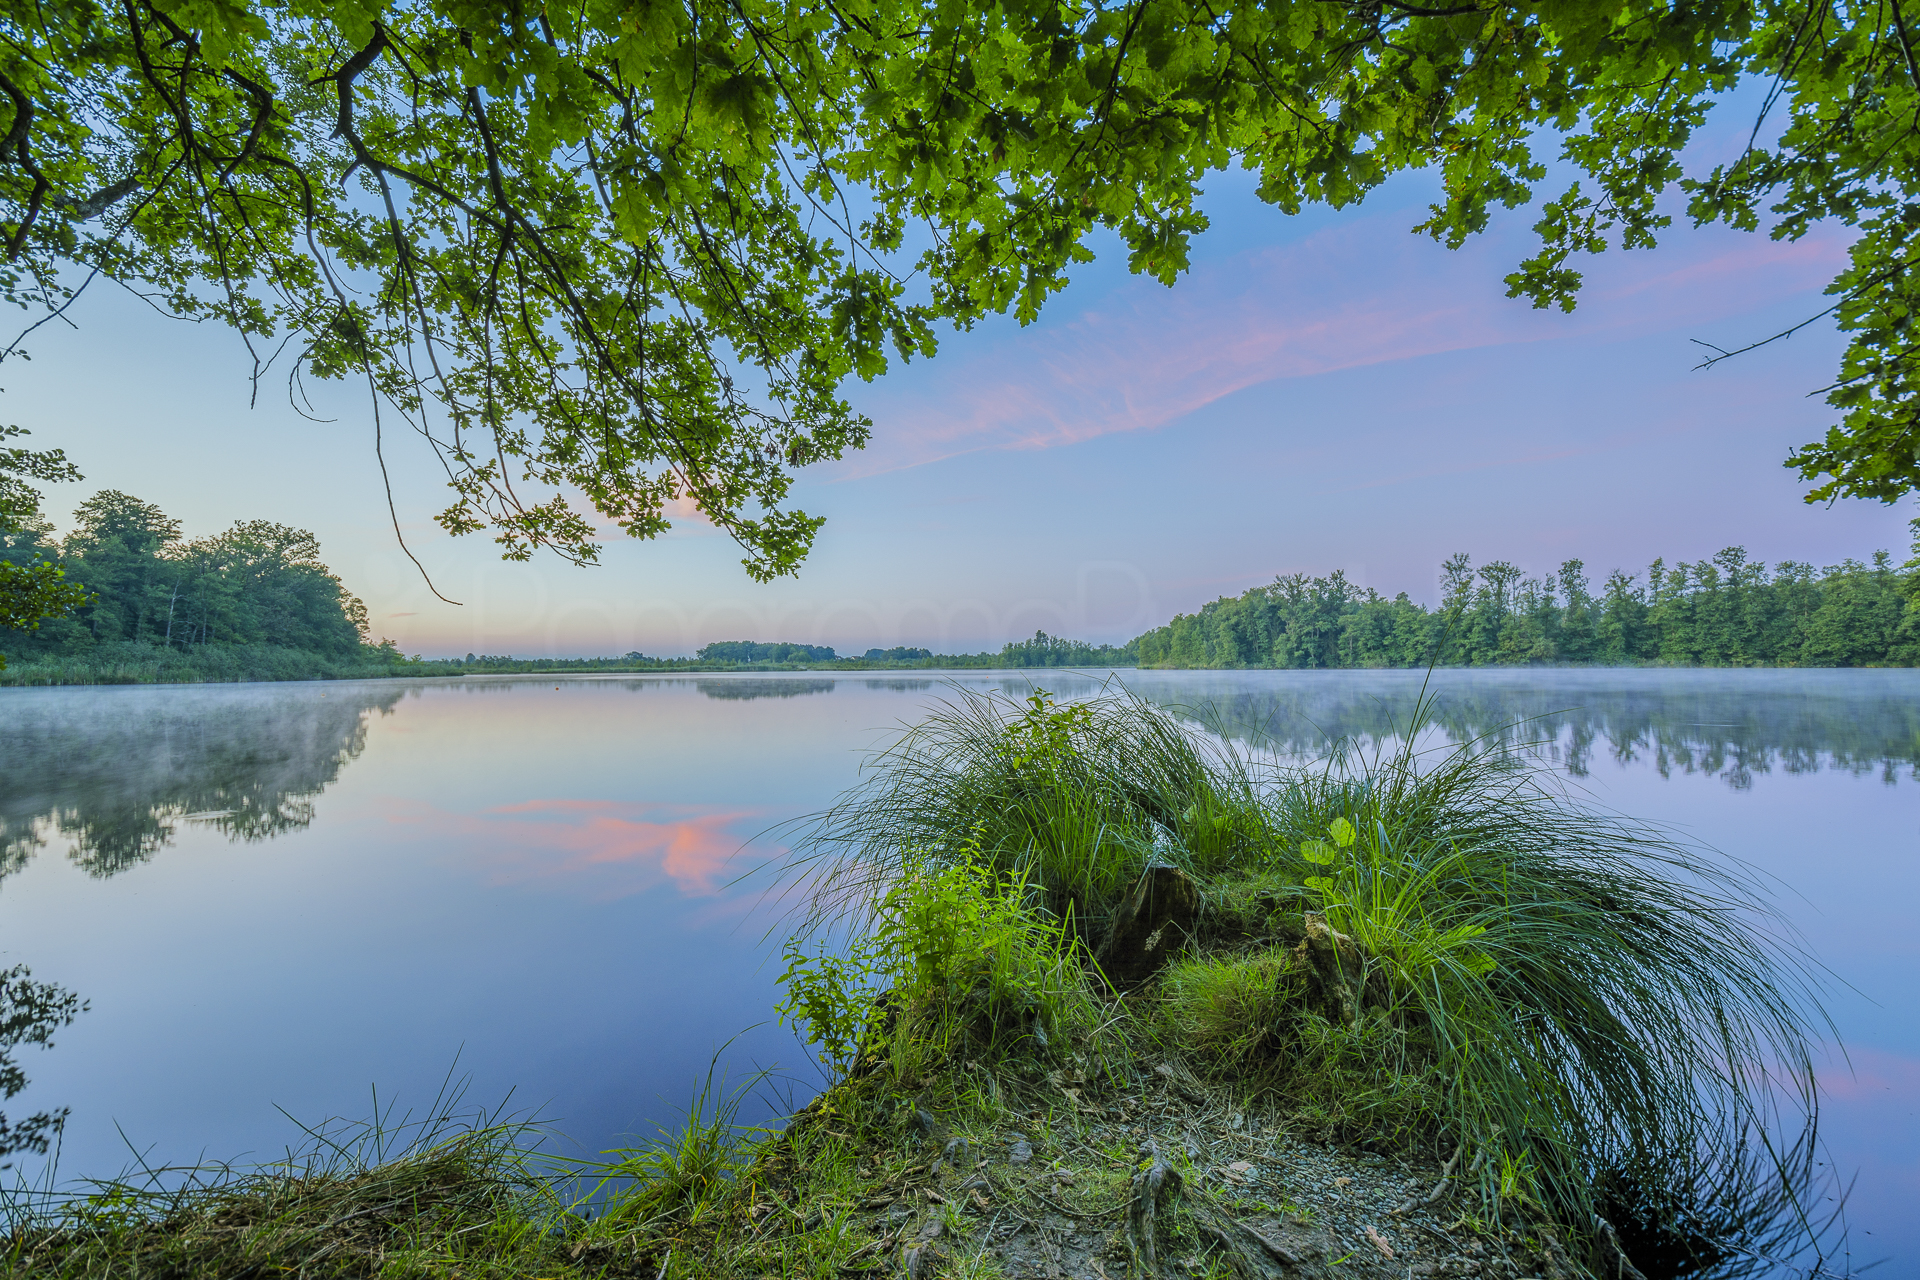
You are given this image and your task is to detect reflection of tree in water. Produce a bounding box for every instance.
[695,678,836,700]
[451,674,934,700]
[0,683,413,881]
[998,670,1920,788]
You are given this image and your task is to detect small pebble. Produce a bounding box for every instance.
[1008,1138,1033,1164]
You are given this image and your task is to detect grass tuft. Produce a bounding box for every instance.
[1267,706,1829,1227]
[794,684,1282,945]
[0,1097,582,1278]
[786,681,1833,1261]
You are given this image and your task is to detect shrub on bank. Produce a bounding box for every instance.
[0,640,419,685]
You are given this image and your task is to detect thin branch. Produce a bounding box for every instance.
[1692,253,1920,370]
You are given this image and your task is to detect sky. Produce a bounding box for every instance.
[8,103,1915,659]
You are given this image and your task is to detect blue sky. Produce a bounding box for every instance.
[9,115,1915,658]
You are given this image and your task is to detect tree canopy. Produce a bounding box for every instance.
[0,427,88,661]
[2,0,1915,579]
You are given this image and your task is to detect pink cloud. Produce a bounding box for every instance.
[837,214,1851,477]
[382,797,772,898]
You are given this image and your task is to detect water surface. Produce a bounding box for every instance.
[1,669,1912,1272]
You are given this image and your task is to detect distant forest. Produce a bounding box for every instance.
[1130,536,1920,670]
[9,492,1916,683]
[679,631,1137,669]
[0,490,405,682]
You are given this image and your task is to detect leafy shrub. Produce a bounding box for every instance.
[778,836,1097,1078]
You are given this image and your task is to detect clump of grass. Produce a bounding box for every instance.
[1158,949,1302,1068]
[1271,715,1828,1229]
[788,681,1832,1263]
[795,685,1284,945]
[0,1099,580,1279]
[587,1060,769,1232]
[1156,948,1443,1143]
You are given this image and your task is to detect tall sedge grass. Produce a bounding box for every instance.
[0,1088,564,1277]
[1277,703,1829,1229]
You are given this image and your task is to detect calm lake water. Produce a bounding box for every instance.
[1,669,1914,1272]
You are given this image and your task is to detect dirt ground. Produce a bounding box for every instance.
[769,1054,1585,1280]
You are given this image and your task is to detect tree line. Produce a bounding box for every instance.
[1,490,387,671]
[698,641,841,664]
[404,632,1139,676]
[1131,535,1920,670]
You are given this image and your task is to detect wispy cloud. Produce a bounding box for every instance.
[382,797,768,898]
[836,216,1849,478]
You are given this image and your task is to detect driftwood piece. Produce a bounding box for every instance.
[1125,1145,1183,1278]
[1098,864,1202,986]
[1593,1217,1650,1280]
[1296,912,1370,1026]
[1194,1205,1333,1280]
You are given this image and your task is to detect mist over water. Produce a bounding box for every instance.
[1,684,408,881]
[0,669,1912,1274]
[1089,668,1917,782]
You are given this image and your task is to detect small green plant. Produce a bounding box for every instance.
[999,689,1095,772]
[593,1063,764,1227]
[1297,816,1499,985]
[774,945,873,1078]
[778,833,1093,1075]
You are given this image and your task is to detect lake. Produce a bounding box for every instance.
[1,668,1914,1274]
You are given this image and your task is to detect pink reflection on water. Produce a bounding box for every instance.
[384,797,772,897]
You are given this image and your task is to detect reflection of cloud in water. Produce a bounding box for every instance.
[0,682,414,882]
[1819,1044,1920,1102]
[383,797,767,897]
[1099,669,1920,788]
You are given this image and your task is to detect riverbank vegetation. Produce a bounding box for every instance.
[4,691,1841,1279]
[0,490,405,682]
[1132,537,1920,669]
